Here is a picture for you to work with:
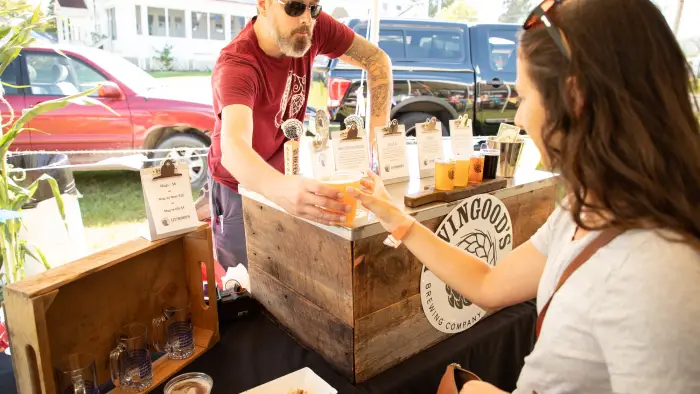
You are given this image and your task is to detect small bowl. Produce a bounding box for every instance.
[164,372,213,394]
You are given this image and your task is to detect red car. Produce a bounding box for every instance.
[0,45,216,188]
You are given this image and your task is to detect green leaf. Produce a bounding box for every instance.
[1,81,29,89]
[20,241,51,270]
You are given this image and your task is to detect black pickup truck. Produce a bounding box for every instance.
[312,18,521,137]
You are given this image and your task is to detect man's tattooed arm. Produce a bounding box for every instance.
[339,34,393,126]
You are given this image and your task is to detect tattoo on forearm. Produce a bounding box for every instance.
[346,38,389,82]
[370,83,390,117]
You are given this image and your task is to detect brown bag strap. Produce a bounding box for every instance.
[535,228,623,339]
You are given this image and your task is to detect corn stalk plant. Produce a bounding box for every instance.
[0,3,115,300]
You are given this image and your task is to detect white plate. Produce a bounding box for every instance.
[241,367,337,394]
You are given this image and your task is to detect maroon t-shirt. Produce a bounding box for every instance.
[208,12,355,193]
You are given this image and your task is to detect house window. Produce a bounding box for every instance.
[107,8,117,39]
[192,12,208,39]
[148,7,166,37]
[231,16,245,39]
[135,6,142,35]
[168,9,185,38]
[209,13,225,40]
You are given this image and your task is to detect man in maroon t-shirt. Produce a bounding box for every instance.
[207,0,392,269]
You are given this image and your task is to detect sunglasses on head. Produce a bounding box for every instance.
[523,0,570,59]
[277,0,322,19]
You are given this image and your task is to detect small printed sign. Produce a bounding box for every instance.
[140,159,200,241]
[415,117,444,176]
[449,118,474,158]
[331,124,370,173]
[420,194,513,333]
[375,120,409,183]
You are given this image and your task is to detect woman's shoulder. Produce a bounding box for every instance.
[599,229,700,291]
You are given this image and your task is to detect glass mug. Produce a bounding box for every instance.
[152,305,195,360]
[57,353,100,394]
[454,156,471,187]
[434,158,455,191]
[110,323,153,392]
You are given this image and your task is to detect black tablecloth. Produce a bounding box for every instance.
[0,301,536,394]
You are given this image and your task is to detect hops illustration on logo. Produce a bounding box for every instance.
[457,229,496,266]
[442,230,496,310]
[473,161,483,174]
[448,168,455,180]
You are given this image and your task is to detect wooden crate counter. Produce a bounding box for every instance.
[3,225,219,394]
[240,170,557,383]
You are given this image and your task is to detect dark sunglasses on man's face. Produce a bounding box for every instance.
[277,0,322,19]
[523,0,570,60]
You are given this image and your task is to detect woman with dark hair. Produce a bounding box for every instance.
[348,0,700,393]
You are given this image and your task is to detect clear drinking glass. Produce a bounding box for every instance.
[152,305,195,360]
[57,353,100,394]
[109,323,153,392]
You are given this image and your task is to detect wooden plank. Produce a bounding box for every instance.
[354,293,452,383]
[183,230,220,342]
[5,224,209,297]
[250,266,354,380]
[3,290,58,393]
[404,178,508,208]
[244,200,354,326]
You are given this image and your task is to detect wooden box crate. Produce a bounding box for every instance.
[243,185,555,383]
[3,225,219,393]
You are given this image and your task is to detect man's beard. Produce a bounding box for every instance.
[271,25,312,58]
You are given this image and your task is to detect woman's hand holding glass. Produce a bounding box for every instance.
[346,170,411,233]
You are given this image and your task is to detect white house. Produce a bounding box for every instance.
[56,0,258,71]
[54,0,430,71]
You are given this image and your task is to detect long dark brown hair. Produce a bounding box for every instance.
[520,0,700,242]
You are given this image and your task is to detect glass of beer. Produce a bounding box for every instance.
[320,171,363,225]
[481,147,500,179]
[435,158,456,191]
[454,155,470,187]
[468,151,485,184]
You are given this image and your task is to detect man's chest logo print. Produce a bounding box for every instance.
[275,70,307,128]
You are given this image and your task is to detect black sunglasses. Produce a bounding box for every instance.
[523,0,570,59]
[277,0,322,19]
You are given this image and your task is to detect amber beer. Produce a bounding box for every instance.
[435,158,456,191]
[468,152,485,184]
[454,156,470,187]
[320,171,363,225]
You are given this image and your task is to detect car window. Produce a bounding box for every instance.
[355,28,406,60]
[488,29,518,73]
[25,53,108,96]
[405,29,463,61]
[0,58,21,95]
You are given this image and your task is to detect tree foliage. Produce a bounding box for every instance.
[499,0,534,24]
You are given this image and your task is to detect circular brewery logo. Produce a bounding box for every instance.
[420,194,512,333]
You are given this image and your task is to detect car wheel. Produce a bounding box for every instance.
[398,112,450,137]
[154,134,209,190]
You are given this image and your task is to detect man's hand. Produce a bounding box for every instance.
[272,176,352,226]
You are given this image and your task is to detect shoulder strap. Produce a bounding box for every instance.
[535,228,623,339]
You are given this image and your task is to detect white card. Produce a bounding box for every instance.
[375,123,409,182]
[308,139,336,180]
[331,128,370,173]
[497,123,521,142]
[415,119,445,173]
[449,118,474,158]
[140,160,200,241]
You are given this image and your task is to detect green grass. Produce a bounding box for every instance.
[74,171,199,252]
[149,71,212,78]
